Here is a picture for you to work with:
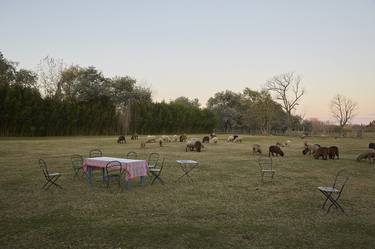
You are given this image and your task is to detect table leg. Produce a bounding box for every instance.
[124,180,130,190]
[140,176,145,186]
[101,168,106,182]
[86,167,93,188]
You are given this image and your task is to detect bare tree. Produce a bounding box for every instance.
[264,72,305,130]
[330,94,358,134]
[36,56,64,99]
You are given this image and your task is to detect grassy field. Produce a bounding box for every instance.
[0,135,374,249]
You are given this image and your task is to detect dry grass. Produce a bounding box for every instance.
[0,135,374,249]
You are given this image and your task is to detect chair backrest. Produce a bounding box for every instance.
[71,154,83,169]
[126,151,138,159]
[258,155,272,171]
[332,169,350,193]
[39,159,49,179]
[105,160,124,176]
[147,152,160,167]
[89,149,102,158]
[158,158,165,172]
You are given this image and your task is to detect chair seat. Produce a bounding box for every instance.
[149,168,160,172]
[318,186,338,193]
[48,172,61,177]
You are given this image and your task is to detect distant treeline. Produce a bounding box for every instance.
[0,52,217,136]
[5,51,361,137]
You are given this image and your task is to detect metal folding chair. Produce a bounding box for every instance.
[89,149,102,158]
[258,155,275,182]
[318,169,350,213]
[147,152,160,169]
[149,158,165,185]
[71,154,84,177]
[104,161,127,190]
[126,151,138,159]
[39,159,62,190]
[176,160,199,183]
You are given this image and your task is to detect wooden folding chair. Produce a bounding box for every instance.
[39,159,62,190]
[318,169,350,213]
[149,158,165,185]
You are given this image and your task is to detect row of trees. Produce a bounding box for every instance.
[0,51,364,136]
[0,52,217,136]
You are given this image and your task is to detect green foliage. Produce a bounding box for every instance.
[0,52,217,136]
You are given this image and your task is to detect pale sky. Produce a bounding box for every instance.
[1,0,374,124]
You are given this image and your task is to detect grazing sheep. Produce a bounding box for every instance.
[269,145,284,157]
[186,140,203,152]
[278,140,291,147]
[161,135,171,142]
[227,135,235,142]
[314,147,329,160]
[146,135,156,143]
[117,135,126,144]
[172,135,178,142]
[210,133,217,139]
[252,144,262,154]
[234,137,242,143]
[131,133,138,140]
[369,143,375,150]
[140,140,146,148]
[356,149,375,162]
[202,136,210,143]
[302,142,320,155]
[328,146,339,159]
[212,137,218,144]
[180,134,187,142]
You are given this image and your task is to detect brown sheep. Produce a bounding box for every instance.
[328,146,339,159]
[117,135,126,144]
[269,145,284,157]
[314,147,329,160]
[131,133,138,140]
[180,134,187,142]
[202,136,210,143]
[186,140,203,152]
[252,144,262,154]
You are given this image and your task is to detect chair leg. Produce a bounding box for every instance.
[320,192,332,209]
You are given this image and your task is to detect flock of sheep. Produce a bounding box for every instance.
[252,139,374,164]
[117,134,375,164]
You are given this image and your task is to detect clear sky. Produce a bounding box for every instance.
[1,0,374,124]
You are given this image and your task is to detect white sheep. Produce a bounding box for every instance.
[172,135,178,142]
[211,137,218,144]
[161,135,171,142]
[146,135,156,143]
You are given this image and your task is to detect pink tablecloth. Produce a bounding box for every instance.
[83,157,148,179]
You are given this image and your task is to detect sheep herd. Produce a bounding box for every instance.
[116,134,375,163]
